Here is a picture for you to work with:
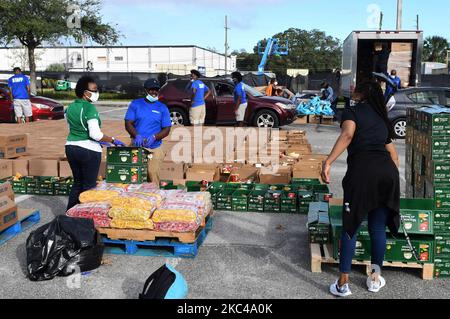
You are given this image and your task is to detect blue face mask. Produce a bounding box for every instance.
[147,95,158,103]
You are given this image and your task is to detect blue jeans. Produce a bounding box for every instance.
[65,145,101,211]
[339,207,389,274]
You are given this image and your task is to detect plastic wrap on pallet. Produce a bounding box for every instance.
[110,196,155,211]
[110,218,154,230]
[154,221,199,233]
[66,203,112,228]
[79,190,120,203]
[109,207,153,222]
[152,204,201,226]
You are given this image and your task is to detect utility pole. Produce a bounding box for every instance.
[397,0,403,30]
[224,15,230,76]
[379,12,383,30]
[416,14,420,30]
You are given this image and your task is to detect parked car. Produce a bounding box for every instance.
[159,78,297,128]
[0,87,65,122]
[387,87,450,139]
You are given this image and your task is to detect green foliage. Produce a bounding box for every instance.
[236,28,342,72]
[46,63,66,72]
[424,36,449,63]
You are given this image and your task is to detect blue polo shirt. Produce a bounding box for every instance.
[233,82,247,104]
[191,80,209,107]
[125,98,172,149]
[8,74,30,99]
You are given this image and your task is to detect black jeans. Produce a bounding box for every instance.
[65,145,101,211]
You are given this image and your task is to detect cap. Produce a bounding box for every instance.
[144,78,161,90]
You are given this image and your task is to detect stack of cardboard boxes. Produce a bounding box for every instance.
[0,182,18,234]
[405,106,450,277]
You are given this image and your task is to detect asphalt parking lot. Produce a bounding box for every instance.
[1,106,449,299]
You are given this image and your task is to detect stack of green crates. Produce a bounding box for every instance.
[406,107,450,278]
[106,147,148,184]
[329,199,435,264]
[54,177,74,196]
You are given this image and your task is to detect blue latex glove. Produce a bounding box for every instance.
[134,135,144,147]
[113,139,126,147]
[99,141,112,148]
[144,135,157,148]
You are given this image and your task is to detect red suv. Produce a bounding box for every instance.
[0,87,65,122]
[159,78,297,128]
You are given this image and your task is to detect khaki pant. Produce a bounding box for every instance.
[147,147,165,185]
[189,104,206,125]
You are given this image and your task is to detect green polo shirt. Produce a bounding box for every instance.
[66,99,102,142]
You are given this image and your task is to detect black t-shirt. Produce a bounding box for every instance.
[341,102,392,156]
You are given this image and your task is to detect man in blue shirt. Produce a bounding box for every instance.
[189,70,211,126]
[8,67,32,124]
[125,78,172,185]
[384,70,401,100]
[231,71,248,127]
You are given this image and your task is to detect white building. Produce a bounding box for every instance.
[0,45,237,76]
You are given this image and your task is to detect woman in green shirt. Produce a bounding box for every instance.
[65,76,125,210]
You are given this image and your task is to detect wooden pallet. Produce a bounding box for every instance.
[0,209,41,246]
[310,243,434,280]
[98,212,212,244]
[101,217,213,258]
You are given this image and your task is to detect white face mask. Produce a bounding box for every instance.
[274,82,278,86]
[87,91,99,103]
[147,95,158,102]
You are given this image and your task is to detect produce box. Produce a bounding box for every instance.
[291,177,321,186]
[216,189,235,211]
[423,137,450,161]
[298,190,315,214]
[253,184,270,191]
[308,202,331,243]
[12,178,27,194]
[435,234,450,257]
[106,165,148,184]
[248,190,266,212]
[106,147,149,165]
[426,161,450,184]
[399,198,434,235]
[434,211,450,233]
[264,190,282,213]
[434,258,450,278]
[232,189,250,212]
[185,181,209,192]
[37,177,56,195]
[281,190,298,213]
[420,110,450,137]
[53,177,74,196]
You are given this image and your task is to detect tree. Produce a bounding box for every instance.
[236,28,342,73]
[424,36,449,64]
[0,0,120,93]
[46,63,66,72]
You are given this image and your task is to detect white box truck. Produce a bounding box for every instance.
[341,30,424,100]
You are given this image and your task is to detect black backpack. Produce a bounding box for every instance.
[139,264,178,299]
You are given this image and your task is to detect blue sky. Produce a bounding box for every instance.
[100,0,449,52]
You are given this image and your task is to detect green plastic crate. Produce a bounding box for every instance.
[264,190,282,213]
[232,189,251,212]
[248,190,266,212]
[291,178,321,186]
[281,190,298,213]
[253,184,270,191]
[216,189,235,211]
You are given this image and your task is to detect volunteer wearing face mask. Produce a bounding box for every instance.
[65,76,126,210]
[384,70,401,100]
[125,79,172,185]
[231,72,248,127]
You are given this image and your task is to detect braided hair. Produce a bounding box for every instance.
[354,79,396,140]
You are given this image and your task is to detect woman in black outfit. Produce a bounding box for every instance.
[322,79,400,297]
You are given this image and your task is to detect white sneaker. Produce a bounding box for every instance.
[330,280,352,297]
[367,275,386,293]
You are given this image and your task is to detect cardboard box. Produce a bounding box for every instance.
[0,196,18,232]
[0,145,28,159]
[106,164,148,184]
[12,157,30,176]
[0,160,13,180]
[0,182,14,201]
[293,117,308,125]
[29,158,60,177]
[160,162,185,180]
[259,166,292,184]
[0,134,28,147]
[293,170,322,181]
[59,160,72,178]
[106,147,149,165]
[228,167,259,183]
[186,169,218,182]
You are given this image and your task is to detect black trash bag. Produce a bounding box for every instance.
[26,215,104,281]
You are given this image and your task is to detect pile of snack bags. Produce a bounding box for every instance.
[296,96,334,116]
[66,182,212,233]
